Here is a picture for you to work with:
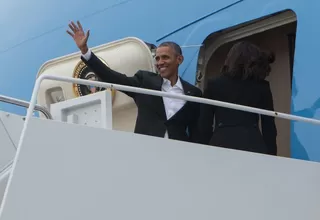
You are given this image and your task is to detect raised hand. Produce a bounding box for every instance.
[67,21,90,54]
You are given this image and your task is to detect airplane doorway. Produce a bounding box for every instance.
[197,10,297,157]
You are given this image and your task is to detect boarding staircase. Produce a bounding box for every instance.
[0,75,319,220]
[0,94,52,206]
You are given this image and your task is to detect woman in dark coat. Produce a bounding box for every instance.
[196,41,277,155]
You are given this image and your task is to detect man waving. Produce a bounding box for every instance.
[67,21,202,142]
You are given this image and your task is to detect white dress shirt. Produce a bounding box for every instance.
[161,78,186,138]
[81,49,186,138]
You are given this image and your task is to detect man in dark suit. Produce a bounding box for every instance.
[67,21,202,142]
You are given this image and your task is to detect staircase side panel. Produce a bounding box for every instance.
[0,171,10,207]
[0,112,25,148]
[0,118,319,220]
[0,112,20,171]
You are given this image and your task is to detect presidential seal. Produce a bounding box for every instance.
[73,59,116,100]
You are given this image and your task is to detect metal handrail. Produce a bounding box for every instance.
[19,74,320,148]
[0,94,52,119]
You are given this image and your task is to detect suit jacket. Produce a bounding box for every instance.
[196,75,277,155]
[81,52,202,142]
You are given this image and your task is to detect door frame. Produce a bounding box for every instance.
[198,10,297,88]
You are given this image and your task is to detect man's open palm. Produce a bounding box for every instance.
[67,21,90,52]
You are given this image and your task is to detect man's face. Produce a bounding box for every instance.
[155,46,183,79]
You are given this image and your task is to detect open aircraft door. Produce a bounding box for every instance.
[36,37,156,132]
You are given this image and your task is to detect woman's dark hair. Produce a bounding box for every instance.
[221,41,275,81]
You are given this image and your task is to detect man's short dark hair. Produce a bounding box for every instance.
[158,41,182,56]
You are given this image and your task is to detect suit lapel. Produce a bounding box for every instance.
[152,75,167,119]
[151,76,195,121]
[180,78,193,97]
[167,78,193,121]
